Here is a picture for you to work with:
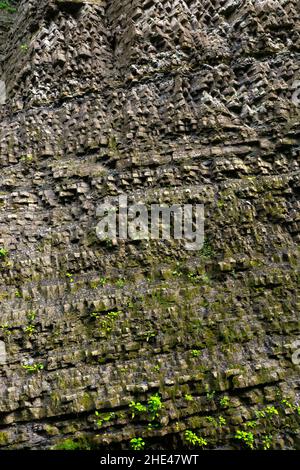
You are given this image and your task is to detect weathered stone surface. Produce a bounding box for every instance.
[0,0,299,450]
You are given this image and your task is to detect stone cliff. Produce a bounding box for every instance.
[0,0,299,450]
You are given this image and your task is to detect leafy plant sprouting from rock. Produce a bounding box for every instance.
[20,44,29,52]
[205,384,216,401]
[129,393,164,423]
[115,278,125,288]
[54,439,81,450]
[199,239,214,259]
[24,324,36,337]
[0,248,11,270]
[191,349,201,357]
[184,394,193,402]
[235,430,254,449]
[54,438,91,450]
[130,437,145,451]
[94,411,115,428]
[22,363,43,373]
[206,415,227,428]
[0,248,8,259]
[91,310,122,335]
[262,434,273,450]
[281,399,300,415]
[184,430,207,448]
[0,1,16,13]
[147,393,164,420]
[219,395,230,408]
[232,401,300,449]
[24,311,37,337]
[255,405,278,419]
[129,400,147,418]
[0,324,11,337]
[66,272,74,283]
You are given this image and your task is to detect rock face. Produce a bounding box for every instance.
[0,0,299,450]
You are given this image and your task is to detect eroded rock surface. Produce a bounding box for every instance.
[0,0,299,450]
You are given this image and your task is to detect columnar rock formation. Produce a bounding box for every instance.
[0,0,299,449]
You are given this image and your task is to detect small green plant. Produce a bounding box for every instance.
[20,154,34,164]
[22,363,44,373]
[184,430,207,448]
[147,422,160,430]
[281,399,295,410]
[94,411,115,428]
[26,311,36,322]
[191,349,201,357]
[0,248,8,259]
[245,420,257,429]
[91,312,100,319]
[95,410,103,427]
[220,396,230,408]
[187,273,210,284]
[184,394,193,402]
[129,401,147,418]
[235,430,254,449]
[20,44,28,52]
[201,273,210,284]
[218,416,227,426]
[106,311,122,320]
[206,416,218,427]
[15,290,22,298]
[24,324,36,337]
[130,437,145,451]
[99,277,107,286]
[280,399,300,416]
[262,434,273,450]
[90,277,107,289]
[91,310,122,335]
[101,311,121,333]
[206,416,226,428]
[172,270,183,277]
[99,319,112,334]
[255,406,278,419]
[115,279,125,288]
[265,406,278,417]
[108,135,118,150]
[24,311,37,337]
[0,1,16,13]
[205,385,215,401]
[200,240,214,258]
[0,324,11,336]
[54,438,90,450]
[148,393,163,420]
[255,410,265,419]
[141,330,157,342]
[90,280,99,289]
[66,272,74,283]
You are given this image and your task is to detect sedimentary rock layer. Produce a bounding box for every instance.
[0,0,299,449]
